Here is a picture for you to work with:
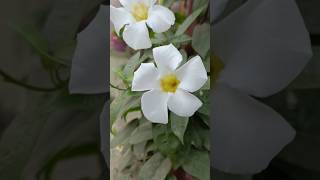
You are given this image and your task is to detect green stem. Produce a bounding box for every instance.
[110,83,127,91]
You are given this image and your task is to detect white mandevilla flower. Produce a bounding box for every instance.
[110,0,175,50]
[132,44,207,124]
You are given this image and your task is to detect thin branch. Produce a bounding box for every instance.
[0,69,64,92]
[110,83,127,91]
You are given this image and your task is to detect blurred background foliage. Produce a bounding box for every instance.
[213,0,320,180]
[0,0,108,179]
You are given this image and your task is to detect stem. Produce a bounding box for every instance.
[110,83,127,91]
[0,69,64,92]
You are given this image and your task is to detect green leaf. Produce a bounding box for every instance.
[129,122,153,144]
[161,0,175,7]
[153,125,181,157]
[110,90,140,127]
[133,142,147,160]
[111,120,139,148]
[192,23,210,58]
[175,5,207,36]
[170,113,189,144]
[166,175,177,180]
[118,149,134,172]
[122,52,142,82]
[138,153,165,180]
[154,158,173,180]
[182,149,210,180]
[172,34,192,45]
[192,0,209,11]
[197,90,210,116]
[185,119,210,150]
[180,49,188,64]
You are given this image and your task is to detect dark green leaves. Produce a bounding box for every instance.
[153,124,182,157]
[138,153,172,180]
[182,149,210,180]
[170,113,189,144]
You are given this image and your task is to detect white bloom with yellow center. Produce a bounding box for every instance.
[132,44,207,124]
[110,0,175,50]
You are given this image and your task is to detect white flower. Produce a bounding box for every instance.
[132,44,207,124]
[110,0,175,50]
[212,0,312,174]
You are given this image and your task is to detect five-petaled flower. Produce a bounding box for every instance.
[110,0,175,50]
[132,44,208,124]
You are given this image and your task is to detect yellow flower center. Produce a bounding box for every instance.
[212,54,224,83]
[160,74,180,93]
[132,3,149,21]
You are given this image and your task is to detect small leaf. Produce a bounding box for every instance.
[118,149,134,172]
[110,120,138,148]
[153,129,181,156]
[138,153,165,180]
[133,142,147,160]
[170,113,189,144]
[153,158,172,180]
[192,23,210,58]
[172,34,192,45]
[110,91,140,127]
[182,149,210,180]
[175,5,207,36]
[129,121,153,144]
[123,52,141,80]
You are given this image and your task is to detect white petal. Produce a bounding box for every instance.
[147,5,175,33]
[212,83,296,174]
[120,0,156,10]
[167,89,202,117]
[214,0,312,97]
[123,21,152,50]
[132,63,160,91]
[153,44,182,72]
[110,6,135,35]
[141,90,169,124]
[69,5,108,94]
[176,56,208,92]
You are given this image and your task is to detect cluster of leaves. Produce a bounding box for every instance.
[110,0,211,179]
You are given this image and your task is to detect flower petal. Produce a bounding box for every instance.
[123,21,152,50]
[147,5,175,33]
[167,89,202,117]
[176,56,208,92]
[212,83,296,174]
[214,0,312,97]
[120,0,156,11]
[100,102,109,166]
[110,6,135,35]
[141,90,169,124]
[69,5,108,94]
[153,44,182,72]
[132,63,160,91]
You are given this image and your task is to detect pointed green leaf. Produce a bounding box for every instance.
[170,113,189,144]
